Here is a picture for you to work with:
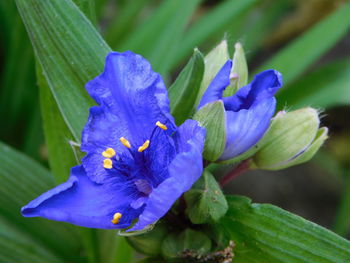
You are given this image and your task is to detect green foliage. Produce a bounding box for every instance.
[118,0,202,75]
[169,49,204,125]
[2,0,350,262]
[38,66,77,183]
[170,0,258,70]
[278,59,350,109]
[185,170,228,224]
[162,229,211,259]
[0,141,83,262]
[258,2,350,86]
[15,0,110,140]
[218,195,350,263]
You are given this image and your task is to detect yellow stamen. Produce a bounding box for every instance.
[156,121,167,130]
[138,140,150,152]
[120,137,131,148]
[103,159,113,169]
[111,212,122,224]
[102,148,116,158]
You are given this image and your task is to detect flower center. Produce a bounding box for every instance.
[101,121,168,225]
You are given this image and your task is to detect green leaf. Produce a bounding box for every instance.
[127,223,167,256]
[185,170,228,224]
[194,101,226,161]
[37,66,77,183]
[161,229,211,259]
[257,2,350,85]
[218,195,350,263]
[0,217,64,263]
[168,49,204,125]
[119,0,202,75]
[0,141,83,262]
[277,58,350,109]
[105,0,150,47]
[169,0,258,70]
[15,0,112,140]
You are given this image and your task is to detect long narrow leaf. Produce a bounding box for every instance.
[277,58,350,109]
[0,141,83,262]
[15,0,111,140]
[118,0,202,75]
[257,2,350,85]
[218,195,350,263]
[0,218,64,263]
[169,0,258,70]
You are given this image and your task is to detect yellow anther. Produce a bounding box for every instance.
[156,121,167,130]
[103,159,113,169]
[138,140,150,152]
[120,137,131,148]
[111,212,122,224]
[102,148,116,158]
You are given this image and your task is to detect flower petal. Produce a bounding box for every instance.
[128,120,205,231]
[223,69,282,111]
[220,98,276,160]
[21,166,142,229]
[198,60,232,109]
[83,51,175,152]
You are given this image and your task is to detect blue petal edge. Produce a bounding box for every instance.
[198,60,232,109]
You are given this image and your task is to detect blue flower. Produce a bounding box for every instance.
[198,60,283,161]
[22,51,205,231]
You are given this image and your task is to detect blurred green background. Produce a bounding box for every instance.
[1,0,350,262]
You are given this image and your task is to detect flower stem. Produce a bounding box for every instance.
[219,159,251,187]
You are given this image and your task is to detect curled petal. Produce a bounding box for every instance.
[198,60,232,109]
[128,120,205,231]
[21,166,142,229]
[220,98,276,160]
[223,69,282,111]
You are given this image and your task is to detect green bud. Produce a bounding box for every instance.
[161,229,211,259]
[195,40,230,107]
[193,101,226,161]
[224,42,248,97]
[252,108,328,170]
[127,223,168,256]
[185,170,228,224]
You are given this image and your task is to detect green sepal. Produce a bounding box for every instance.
[185,170,228,224]
[224,42,248,97]
[194,101,226,161]
[168,49,204,125]
[161,229,211,259]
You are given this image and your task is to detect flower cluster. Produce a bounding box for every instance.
[21,48,326,231]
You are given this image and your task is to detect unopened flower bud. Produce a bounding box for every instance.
[252,108,328,170]
[224,42,248,97]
